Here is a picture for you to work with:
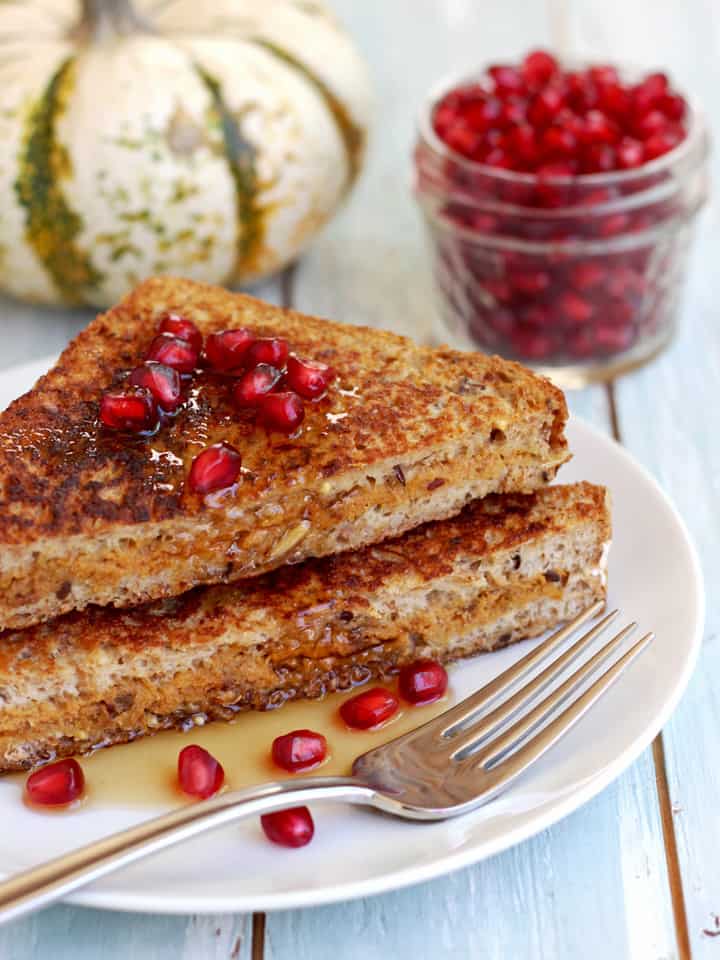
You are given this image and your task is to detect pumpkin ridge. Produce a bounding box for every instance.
[249,37,365,189]
[194,65,265,279]
[13,57,104,304]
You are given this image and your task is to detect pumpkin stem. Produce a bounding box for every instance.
[71,0,152,43]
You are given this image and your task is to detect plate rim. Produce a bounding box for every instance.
[0,358,706,915]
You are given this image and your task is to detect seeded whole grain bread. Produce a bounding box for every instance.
[0,482,609,773]
[0,277,569,631]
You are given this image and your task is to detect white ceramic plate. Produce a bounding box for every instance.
[0,357,704,915]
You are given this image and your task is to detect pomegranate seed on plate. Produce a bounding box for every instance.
[146,335,198,374]
[284,356,336,400]
[258,391,305,434]
[233,364,282,407]
[398,659,448,705]
[634,109,668,140]
[339,687,399,730]
[588,65,620,88]
[541,125,577,158]
[509,270,551,295]
[271,729,328,773]
[261,806,314,848]
[580,110,619,145]
[581,143,616,173]
[129,362,182,412]
[244,337,289,369]
[205,328,255,372]
[657,92,686,123]
[26,759,85,806]
[177,745,224,799]
[443,122,481,159]
[510,327,554,360]
[158,313,202,353]
[100,387,158,433]
[188,443,242,494]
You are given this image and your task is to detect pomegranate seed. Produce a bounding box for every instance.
[398,659,448,705]
[205,328,255,372]
[509,269,551,295]
[569,261,606,291]
[258,391,305,434]
[580,110,620,145]
[589,65,620,88]
[644,129,681,160]
[567,327,597,357]
[461,95,502,131]
[597,212,630,237]
[488,64,523,94]
[177,745,224,799]
[634,109,668,140]
[100,387,158,433]
[284,355,336,400]
[510,327,554,359]
[522,50,558,88]
[188,443,242,494]
[617,137,645,169]
[271,729,328,773]
[26,759,85,806]
[158,313,202,353]
[597,83,632,121]
[245,338,289,369]
[233,364,282,407]
[129,362,182,412]
[528,87,565,128]
[518,304,552,328]
[146,335,198,374]
[261,807,314,848]
[483,147,511,169]
[507,124,538,166]
[340,687,399,730]
[581,143,616,173]
[542,125,577,158]
[443,122,482,158]
[658,92,686,123]
[595,324,635,353]
[558,291,594,324]
[500,96,527,127]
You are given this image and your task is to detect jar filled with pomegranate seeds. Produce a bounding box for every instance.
[413,52,710,386]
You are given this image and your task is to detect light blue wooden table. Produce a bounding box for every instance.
[1,2,718,957]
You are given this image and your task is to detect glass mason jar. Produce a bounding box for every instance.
[413,69,710,387]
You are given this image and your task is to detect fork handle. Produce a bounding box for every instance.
[0,776,373,925]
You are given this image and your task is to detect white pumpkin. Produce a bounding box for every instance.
[0,0,372,307]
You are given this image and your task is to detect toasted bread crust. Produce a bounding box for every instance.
[0,277,569,629]
[0,483,609,772]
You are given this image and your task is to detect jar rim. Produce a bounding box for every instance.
[417,61,709,187]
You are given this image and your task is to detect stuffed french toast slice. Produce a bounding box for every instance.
[0,276,569,630]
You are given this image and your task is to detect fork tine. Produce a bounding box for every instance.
[439,600,608,738]
[473,627,653,772]
[471,632,654,803]
[449,610,626,759]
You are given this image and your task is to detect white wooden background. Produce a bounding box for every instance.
[1,1,718,957]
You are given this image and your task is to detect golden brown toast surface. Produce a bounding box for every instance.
[0,277,569,628]
[0,483,610,772]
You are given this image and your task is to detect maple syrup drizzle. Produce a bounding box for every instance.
[13,680,452,810]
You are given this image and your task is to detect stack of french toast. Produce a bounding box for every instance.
[0,277,610,774]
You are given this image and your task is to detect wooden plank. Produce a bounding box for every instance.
[0,907,251,960]
[266,6,677,958]
[611,237,720,956]
[563,1,720,953]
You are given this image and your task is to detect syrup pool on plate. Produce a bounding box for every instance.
[14,680,452,809]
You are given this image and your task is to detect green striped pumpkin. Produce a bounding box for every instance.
[0,0,372,307]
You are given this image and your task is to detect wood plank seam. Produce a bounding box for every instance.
[605,381,692,960]
[251,912,266,960]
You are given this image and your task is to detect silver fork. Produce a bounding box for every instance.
[0,601,652,924]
